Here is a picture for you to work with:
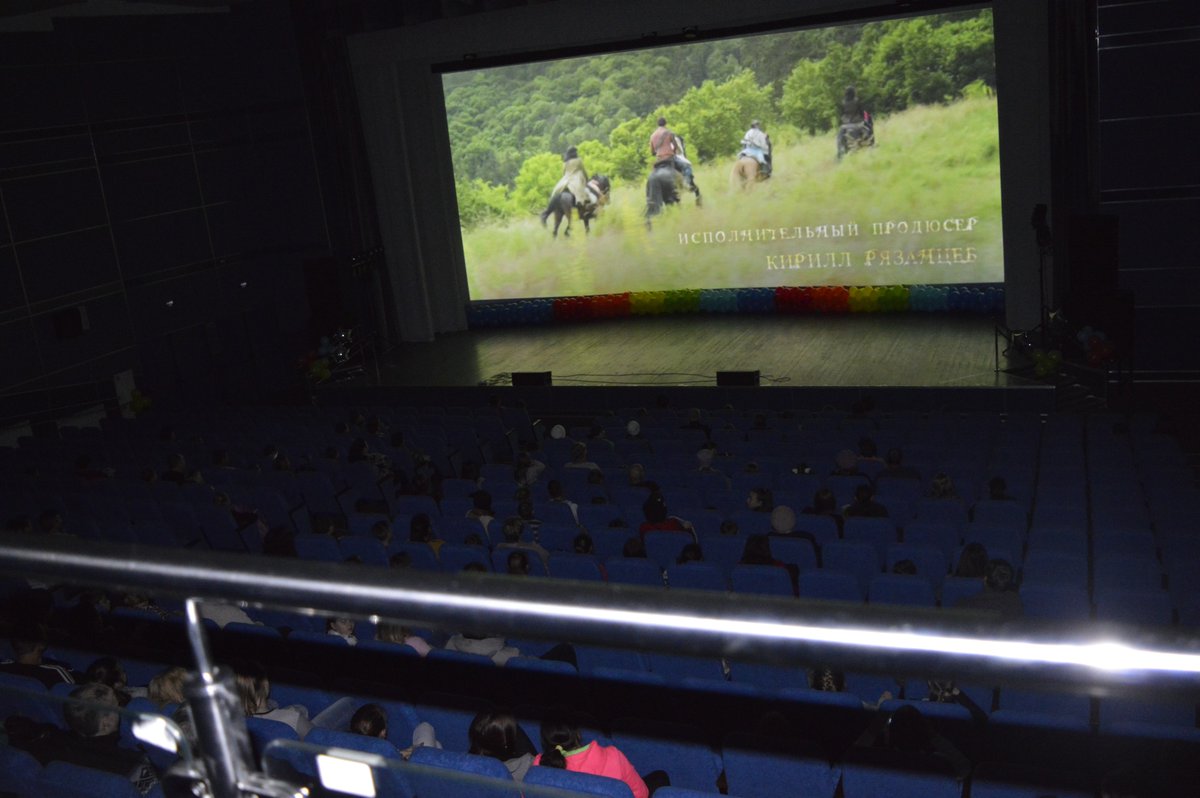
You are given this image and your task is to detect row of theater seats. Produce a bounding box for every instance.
[1,405,1197,797]
[1,620,1193,798]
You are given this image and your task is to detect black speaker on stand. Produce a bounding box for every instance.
[511,371,552,387]
[717,370,760,386]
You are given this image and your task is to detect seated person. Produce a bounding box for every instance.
[564,442,602,472]
[746,487,774,512]
[739,534,799,595]
[148,666,187,707]
[546,480,580,525]
[878,448,922,482]
[466,491,496,535]
[801,488,844,537]
[638,493,694,540]
[375,621,432,657]
[469,709,538,780]
[843,483,889,518]
[831,449,866,477]
[83,656,141,706]
[410,513,444,555]
[769,505,821,566]
[350,702,439,757]
[495,517,550,573]
[236,663,314,738]
[694,447,730,489]
[0,629,75,688]
[326,617,358,646]
[506,550,532,576]
[12,683,158,794]
[954,559,1023,619]
[535,712,659,798]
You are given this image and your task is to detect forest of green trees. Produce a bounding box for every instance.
[443,9,995,227]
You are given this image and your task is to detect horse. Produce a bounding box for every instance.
[730,153,768,190]
[837,111,875,160]
[541,175,611,238]
[644,161,681,228]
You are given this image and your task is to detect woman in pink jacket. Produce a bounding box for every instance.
[534,716,655,798]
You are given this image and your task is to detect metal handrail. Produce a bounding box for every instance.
[2,535,1199,696]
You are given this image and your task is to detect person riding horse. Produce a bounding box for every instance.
[542,146,596,222]
[649,117,699,199]
[739,120,771,178]
[836,86,874,160]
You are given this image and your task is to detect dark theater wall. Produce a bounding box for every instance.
[1095,0,1200,374]
[0,1,334,410]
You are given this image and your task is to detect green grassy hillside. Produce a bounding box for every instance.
[462,96,1003,300]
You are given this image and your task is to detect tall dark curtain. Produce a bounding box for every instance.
[1047,0,1099,309]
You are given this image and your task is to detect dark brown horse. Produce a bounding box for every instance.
[540,175,611,238]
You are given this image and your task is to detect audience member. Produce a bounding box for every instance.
[587,424,616,453]
[564,442,602,472]
[148,666,188,707]
[739,534,799,595]
[369,519,392,547]
[469,709,538,780]
[444,631,521,665]
[546,480,580,524]
[802,488,845,537]
[879,448,921,482]
[514,451,547,487]
[0,629,75,687]
[928,472,959,499]
[83,656,136,706]
[235,663,316,738]
[954,559,1023,619]
[13,683,158,794]
[831,449,865,477]
[466,491,496,535]
[376,621,432,657]
[410,513,444,555]
[627,463,657,490]
[496,517,550,573]
[679,407,712,439]
[536,713,656,798]
[349,702,388,739]
[987,475,1015,501]
[506,550,532,576]
[843,483,889,518]
[162,452,202,485]
[639,494,694,539]
[746,487,774,512]
[326,617,358,646]
[694,447,729,489]
[349,702,439,756]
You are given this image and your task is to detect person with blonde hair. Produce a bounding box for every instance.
[148,666,188,707]
[376,621,432,657]
[235,663,313,738]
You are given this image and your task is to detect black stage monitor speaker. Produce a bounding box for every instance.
[512,371,552,387]
[717,370,760,386]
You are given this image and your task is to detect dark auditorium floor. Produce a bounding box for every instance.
[359,314,1039,390]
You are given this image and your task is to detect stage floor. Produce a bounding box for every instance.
[357,314,1038,390]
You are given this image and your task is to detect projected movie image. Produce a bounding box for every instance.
[443,8,1002,301]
